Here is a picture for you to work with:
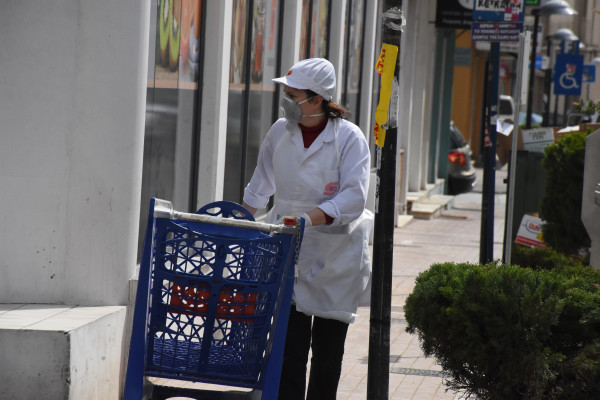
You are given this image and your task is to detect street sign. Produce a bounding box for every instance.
[435,0,473,29]
[474,0,525,22]
[471,22,523,42]
[562,40,580,55]
[553,53,584,95]
[583,64,596,83]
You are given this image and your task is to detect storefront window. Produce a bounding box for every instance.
[224,0,282,204]
[341,0,366,124]
[139,0,204,255]
[299,0,330,60]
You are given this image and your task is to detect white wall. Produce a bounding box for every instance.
[0,0,150,305]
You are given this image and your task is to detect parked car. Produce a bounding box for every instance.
[498,95,543,126]
[448,122,476,195]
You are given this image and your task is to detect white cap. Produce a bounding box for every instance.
[273,58,336,101]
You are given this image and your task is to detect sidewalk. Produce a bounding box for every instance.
[338,166,508,399]
[149,166,508,399]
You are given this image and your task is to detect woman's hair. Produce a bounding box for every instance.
[305,89,350,119]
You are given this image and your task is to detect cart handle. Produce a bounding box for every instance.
[153,199,300,235]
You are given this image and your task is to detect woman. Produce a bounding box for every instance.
[242,58,373,400]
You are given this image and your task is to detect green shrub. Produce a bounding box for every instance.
[511,245,588,271]
[540,131,590,255]
[405,262,600,399]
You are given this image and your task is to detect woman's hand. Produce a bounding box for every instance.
[241,202,257,216]
[304,208,329,226]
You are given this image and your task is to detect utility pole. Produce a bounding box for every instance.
[368,1,403,399]
[479,43,500,264]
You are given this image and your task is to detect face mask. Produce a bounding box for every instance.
[280,94,324,123]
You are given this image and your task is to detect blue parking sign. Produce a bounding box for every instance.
[553,53,583,95]
[583,64,596,83]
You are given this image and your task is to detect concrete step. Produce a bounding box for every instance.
[422,194,455,210]
[0,304,127,399]
[397,214,414,227]
[409,202,442,220]
[409,194,455,220]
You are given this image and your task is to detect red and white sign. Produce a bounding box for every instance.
[515,214,546,247]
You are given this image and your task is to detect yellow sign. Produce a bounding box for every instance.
[374,43,398,147]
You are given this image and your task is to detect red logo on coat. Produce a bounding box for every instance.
[323,182,339,196]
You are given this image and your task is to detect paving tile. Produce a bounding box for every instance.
[336,168,507,399]
[142,168,507,400]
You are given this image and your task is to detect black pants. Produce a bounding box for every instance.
[277,305,349,400]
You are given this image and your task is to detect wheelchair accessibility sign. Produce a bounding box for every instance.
[553,53,583,96]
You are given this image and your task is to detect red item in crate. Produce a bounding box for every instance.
[170,283,210,315]
[217,289,258,322]
[170,282,258,322]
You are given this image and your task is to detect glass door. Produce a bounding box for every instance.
[139,0,205,255]
[223,0,283,205]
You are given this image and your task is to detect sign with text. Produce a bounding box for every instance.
[436,0,474,29]
[515,214,546,247]
[553,53,584,95]
[474,0,525,22]
[522,127,555,153]
[373,43,399,147]
[471,22,523,42]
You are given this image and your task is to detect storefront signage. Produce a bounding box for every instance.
[435,0,474,29]
[474,0,525,22]
[471,22,523,42]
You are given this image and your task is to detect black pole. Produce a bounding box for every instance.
[367,1,402,399]
[479,43,499,264]
[525,12,540,129]
[478,55,490,166]
[480,54,491,264]
[553,92,559,126]
[542,36,552,126]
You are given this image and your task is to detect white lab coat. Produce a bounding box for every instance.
[243,117,373,323]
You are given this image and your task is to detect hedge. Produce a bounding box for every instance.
[404,262,600,399]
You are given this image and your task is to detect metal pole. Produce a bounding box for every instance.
[368,1,403,398]
[479,54,492,263]
[543,36,552,126]
[504,32,531,264]
[480,43,500,264]
[525,13,540,129]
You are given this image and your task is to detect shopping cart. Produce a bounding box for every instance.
[123,198,304,400]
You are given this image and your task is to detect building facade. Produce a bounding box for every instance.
[0,0,441,397]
